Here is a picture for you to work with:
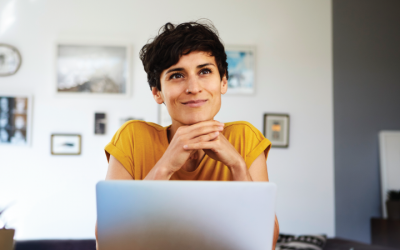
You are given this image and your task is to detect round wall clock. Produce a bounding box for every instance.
[0,43,22,76]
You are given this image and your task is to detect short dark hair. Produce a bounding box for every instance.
[139,20,228,91]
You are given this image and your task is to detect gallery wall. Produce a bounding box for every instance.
[0,0,334,239]
[333,0,400,243]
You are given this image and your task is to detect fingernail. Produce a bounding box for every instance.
[183,145,188,149]
[215,131,219,135]
[220,123,225,126]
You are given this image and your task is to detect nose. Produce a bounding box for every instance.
[186,75,202,94]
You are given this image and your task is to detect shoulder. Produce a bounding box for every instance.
[223,121,265,142]
[111,120,165,143]
[120,120,165,132]
[224,121,259,132]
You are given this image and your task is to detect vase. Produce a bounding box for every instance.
[386,200,400,219]
[0,229,14,250]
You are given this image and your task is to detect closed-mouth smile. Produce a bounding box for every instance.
[182,99,208,107]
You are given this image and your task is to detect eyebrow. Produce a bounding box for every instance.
[165,63,216,75]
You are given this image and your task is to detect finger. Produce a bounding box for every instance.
[179,125,223,141]
[190,131,220,143]
[183,120,224,135]
[189,125,224,140]
[183,141,217,151]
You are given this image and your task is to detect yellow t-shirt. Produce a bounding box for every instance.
[104,121,271,180]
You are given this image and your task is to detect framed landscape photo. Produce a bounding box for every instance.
[56,42,131,97]
[225,45,256,95]
[263,113,290,148]
[51,134,81,155]
[0,94,32,146]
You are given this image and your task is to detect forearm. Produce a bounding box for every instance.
[230,159,252,181]
[272,215,279,250]
[144,161,175,180]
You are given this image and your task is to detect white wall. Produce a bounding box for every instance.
[0,0,334,239]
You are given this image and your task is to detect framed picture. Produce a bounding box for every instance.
[159,104,172,127]
[263,114,290,148]
[56,42,131,97]
[94,113,106,135]
[225,45,256,95]
[0,43,22,76]
[51,134,81,155]
[0,95,32,146]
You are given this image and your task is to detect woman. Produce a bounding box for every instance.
[97,21,279,249]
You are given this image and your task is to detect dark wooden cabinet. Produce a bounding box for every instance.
[371,218,400,249]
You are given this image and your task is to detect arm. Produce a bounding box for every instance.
[95,155,133,249]
[185,137,279,249]
[248,153,280,250]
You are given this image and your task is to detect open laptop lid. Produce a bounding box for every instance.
[96,181,277,250]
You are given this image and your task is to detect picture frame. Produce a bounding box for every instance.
[263,113,290,148]
[225,45,256,95]
[0,43,22,76]
[159,104,172,127]
[94,113,106,135]
[0,94,32,146]
[51,134,81,155]
[55,41,131,98]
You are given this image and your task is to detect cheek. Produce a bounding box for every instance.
[208,82,222,96]
[203,76,221,92]
[213,95,222,108]
[163,87,182,106]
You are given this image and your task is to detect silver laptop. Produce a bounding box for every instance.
[96,181,277,250]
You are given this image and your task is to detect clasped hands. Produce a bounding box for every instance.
[154,120,247,180]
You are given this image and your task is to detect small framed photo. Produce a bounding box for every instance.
[0,94,32,146]
[159,104,172,127]
[56,41,131,97]
[94,113,106,135]
[51,134,81,155]
[263,114,290,148]
[225,45,256,95]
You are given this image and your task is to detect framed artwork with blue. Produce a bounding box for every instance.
[225,45,256,95]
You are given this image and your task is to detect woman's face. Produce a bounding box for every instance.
[152,51,227,125]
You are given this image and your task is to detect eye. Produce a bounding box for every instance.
[200,68,212,75]
[170,73,184,80]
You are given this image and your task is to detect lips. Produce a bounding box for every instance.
[182,99,208,108]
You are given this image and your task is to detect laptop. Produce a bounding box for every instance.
[96,181,277,250]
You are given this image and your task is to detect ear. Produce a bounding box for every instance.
[220,74,228,95]
[152,87,164,104]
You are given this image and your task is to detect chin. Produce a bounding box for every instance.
[179,114,214,125]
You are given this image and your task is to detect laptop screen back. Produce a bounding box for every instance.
[96,181,276,250]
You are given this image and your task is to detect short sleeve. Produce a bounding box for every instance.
[243,123,271,168]
[245,139,271,168]
[224,121,271,169]
[104,121,135,178]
